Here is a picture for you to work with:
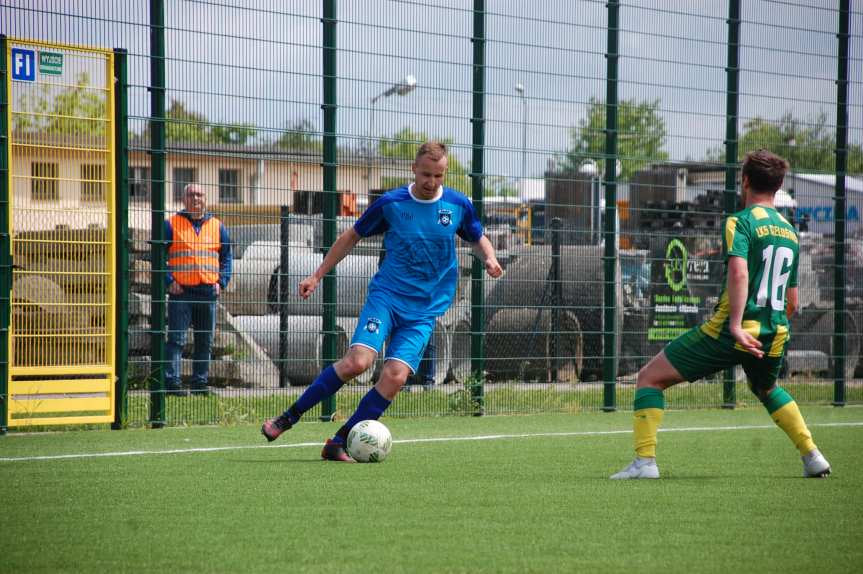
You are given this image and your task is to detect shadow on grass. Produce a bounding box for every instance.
[227,457,325,465]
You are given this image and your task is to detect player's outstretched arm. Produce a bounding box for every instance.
[472,235,503,278]
[299,228,362,299]
[727,256,763,358]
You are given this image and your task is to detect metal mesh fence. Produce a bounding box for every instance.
[2,0,861,428]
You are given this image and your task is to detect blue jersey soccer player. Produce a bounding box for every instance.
[262,140,503,461]
[611,149,831,479]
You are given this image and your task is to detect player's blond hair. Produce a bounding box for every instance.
[415,140,448,161]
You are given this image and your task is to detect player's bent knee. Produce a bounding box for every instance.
[636,352,684,390]
[747,380,775,401]
[380,362,410,387]
[377,379,407,402]
[381,370,409,387]
[338,354,376,378]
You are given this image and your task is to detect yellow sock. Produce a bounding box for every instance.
[634,408,664,458]
[771,401,816,456]
[761,387,817,456]
[632,387,665,458]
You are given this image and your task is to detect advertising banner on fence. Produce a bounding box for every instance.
[646,234,724,355]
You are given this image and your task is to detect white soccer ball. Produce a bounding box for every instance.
[346,420,392,463]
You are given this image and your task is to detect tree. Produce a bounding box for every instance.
[486,174,519,197]
[705,111,863,174]
[557,97,668,181]
[13,72,106,136]
[276,119,322,151]
[210,123,257,145]
[377,127,472,192]
[165,100,208,143]
[164,99,256,145]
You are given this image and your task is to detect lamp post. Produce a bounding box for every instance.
[514,82,527,200]
[579,159,601,243]
[367,74,417,193]
[579,158,621,244]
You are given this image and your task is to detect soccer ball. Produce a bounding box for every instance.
[346,420,392,463]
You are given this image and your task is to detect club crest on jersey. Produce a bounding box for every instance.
[365,317,382,334]
[438,209,452,226]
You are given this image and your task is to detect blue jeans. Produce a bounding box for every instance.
[415,340,436,385]
[165,292,217,388]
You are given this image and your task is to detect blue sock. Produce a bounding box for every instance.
[334,387,391,443]
[284,365,344,423]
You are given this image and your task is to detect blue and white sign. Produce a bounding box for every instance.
[11,48,36,81]
[795,205,860,225]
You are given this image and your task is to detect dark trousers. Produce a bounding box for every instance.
[165,291,217,388]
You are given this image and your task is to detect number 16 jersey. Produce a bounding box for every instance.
[700,204,799,355]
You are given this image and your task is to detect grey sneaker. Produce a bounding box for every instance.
[802,449,831,478]
[610,457,660,480]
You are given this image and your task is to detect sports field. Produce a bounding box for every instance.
[2,406,861,573]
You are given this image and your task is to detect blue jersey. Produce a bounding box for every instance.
[353,184,484,316]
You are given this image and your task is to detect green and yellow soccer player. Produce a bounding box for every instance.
[611,149,831,480]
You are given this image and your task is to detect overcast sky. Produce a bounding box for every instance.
[3,0,861,179]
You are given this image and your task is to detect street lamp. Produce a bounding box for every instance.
[514,82,527,200]
[373,74,417,103]
[579,158,622,244]
[579,159,601,243]
[367,74,417,192]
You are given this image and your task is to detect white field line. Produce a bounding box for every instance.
[1,421,862,463]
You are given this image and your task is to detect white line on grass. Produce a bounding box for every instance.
[1,421,861,463]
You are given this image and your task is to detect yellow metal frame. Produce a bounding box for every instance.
[9,37,112,56]
[6,38,116,428]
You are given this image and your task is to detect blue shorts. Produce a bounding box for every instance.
[350,290,436,373]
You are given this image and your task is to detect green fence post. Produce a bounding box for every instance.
[602,0,619,412]
[833,0,850,407]
[320,0,338,421]
[721,0,741,409]
[0,35,9,434]
[550,218,562,383]
[149,0,167,428]
[470,0,486,415]
[113,48,129,430]
[278,205,291,388]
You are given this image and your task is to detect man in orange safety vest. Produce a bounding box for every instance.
[165,183,233,396]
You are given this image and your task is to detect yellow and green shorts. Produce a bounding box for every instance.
[663,326,786,391]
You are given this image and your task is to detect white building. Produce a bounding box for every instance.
[785,173,863,236]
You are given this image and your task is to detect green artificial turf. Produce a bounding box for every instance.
[2,406,861,573]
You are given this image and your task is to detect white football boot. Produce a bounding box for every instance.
[801,449,831,478]
[610,457,660,480]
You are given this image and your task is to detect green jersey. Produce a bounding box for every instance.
[700,204,799,357]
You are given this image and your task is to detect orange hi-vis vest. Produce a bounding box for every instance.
[167,214,221,286]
